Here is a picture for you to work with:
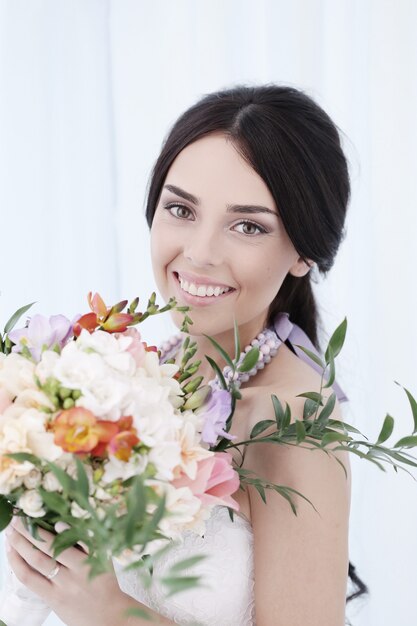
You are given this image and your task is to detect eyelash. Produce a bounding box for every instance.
[163,203,269,236]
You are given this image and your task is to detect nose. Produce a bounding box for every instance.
[183,226,223,267]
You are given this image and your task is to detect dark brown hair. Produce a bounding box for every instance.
[145,83,367,606]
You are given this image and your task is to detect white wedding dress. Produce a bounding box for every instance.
[114,505,256,626]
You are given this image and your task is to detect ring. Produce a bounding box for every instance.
[46,562,61,580]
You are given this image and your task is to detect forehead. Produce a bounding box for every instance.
[164,133,277,209]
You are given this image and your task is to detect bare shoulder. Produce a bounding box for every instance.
[238,344,351,625]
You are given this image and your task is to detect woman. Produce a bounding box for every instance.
[5,84,367,625]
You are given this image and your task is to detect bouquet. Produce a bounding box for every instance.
[1,292,417,625]
[0,293,242,624]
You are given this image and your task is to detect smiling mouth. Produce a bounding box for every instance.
[173,272,236,299]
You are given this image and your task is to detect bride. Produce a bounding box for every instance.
[4,84,366,625]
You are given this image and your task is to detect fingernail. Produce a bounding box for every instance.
[5,525,13,536]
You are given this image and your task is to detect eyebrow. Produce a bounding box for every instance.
[163,184,278,217]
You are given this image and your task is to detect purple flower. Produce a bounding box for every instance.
[8,314,74,361]
[197,388,236,446]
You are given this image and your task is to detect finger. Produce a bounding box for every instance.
[6,529,67,583]
[11,517,87,568]
[6,540,55,600]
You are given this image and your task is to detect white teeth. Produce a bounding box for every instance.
[178,275,232,298]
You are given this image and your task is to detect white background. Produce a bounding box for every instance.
[0,1,417,625]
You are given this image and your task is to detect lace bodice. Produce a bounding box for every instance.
[114,505,255,626]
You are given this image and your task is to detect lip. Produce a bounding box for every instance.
[175,270,234,289]
[172,272,236,307]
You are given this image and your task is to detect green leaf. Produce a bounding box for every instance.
[255,483,267,503]
[327,419,364,436]
[323,349,336,389]
[271,394,284,425]
[52,527,84,557]
[281,402,292,431]
[233,319,241,362]
[250,419,275,439]
[0,495,13,531]
[324,318,347,364]
[125,476,146,546]
[45,461,76,494]
[124,607,153,621]
[394,381,417,434]
[303,398,318,420]
[296,391,323,404]
[339,447,386,471]
[75,457,90,500]
[292,344,324,369]
[141,493,166,550]
[295,420,306,443]
[393,435,417,449]
[5,452,42,467]
[169,555,207,573]
[4,302,36,334]
[202,334,234,368]
[320,431,350,447]
[39,488,69,516]
[161,575,203,597]
[317,393,337,425]
[205,355,227,390]
[237,347,260,373]
[376,414,395,445]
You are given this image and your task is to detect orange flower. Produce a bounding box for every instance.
[108,431,140,461]
[53,407,118,454]
[73,292,138,337]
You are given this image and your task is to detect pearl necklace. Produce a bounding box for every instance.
[159,327,281,390]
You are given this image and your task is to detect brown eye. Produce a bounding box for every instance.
[234,221,266,236]
[164,203,193,219]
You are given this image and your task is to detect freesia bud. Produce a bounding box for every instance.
[183,385,211,410]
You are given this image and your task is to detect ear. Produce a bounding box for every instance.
[288,257,315,278]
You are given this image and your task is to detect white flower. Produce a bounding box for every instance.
[34,349,59,384]
[101,452,148,484]
[0,407,62,462]
[17,489,45,517]
[14,388,55,412]
[0,353,37,398]
[51,342,107,390]
[23,468,42,489]
[174,421,213,480]
[148,441,183,481]
[75,376,131,421]
[0,456,32,494]
[147,482,202,540]
[71,501,91,519]
[74,330,136,375]
[137,351,184,409]
[42,471,63,493]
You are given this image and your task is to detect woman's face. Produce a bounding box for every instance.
[150,132,311,337]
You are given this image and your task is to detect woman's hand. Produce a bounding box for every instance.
[5,517,132,626]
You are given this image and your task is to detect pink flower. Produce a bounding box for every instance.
[172,451,240,512]
[119,328,145,367]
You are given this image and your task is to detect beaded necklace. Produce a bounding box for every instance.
[159,327,281,391]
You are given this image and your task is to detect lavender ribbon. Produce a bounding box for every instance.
[272,312,348,403]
